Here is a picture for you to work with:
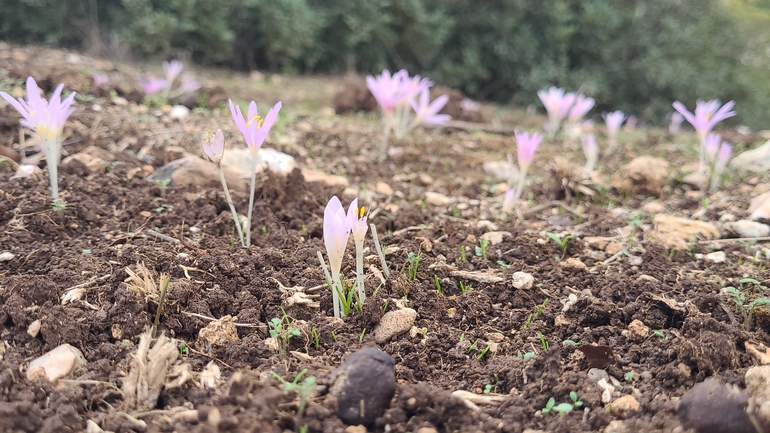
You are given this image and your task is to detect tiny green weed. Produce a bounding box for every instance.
[546,232,573,258]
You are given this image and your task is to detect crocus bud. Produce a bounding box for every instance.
[514,130,543,173]
[704,133,721,165]
[201,129,225,166]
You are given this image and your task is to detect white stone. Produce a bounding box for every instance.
[0,252,14,262]
[425,192,453,206]
[221,148,297,177]
[750,192,770,222]
[374,308,417,343]
[111,96,128,106]
[27,344,86,383]
[169,105,190,120]
[731,140,770,173]
[27,319,41,338]
[511,272,534,290]
[480,231,511,245]
[726,220,770,238]
[706,251,727,263]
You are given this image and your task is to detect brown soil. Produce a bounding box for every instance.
[1,44,769,433]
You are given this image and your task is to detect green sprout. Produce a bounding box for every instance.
[311,327,320,349]
[359,328,366,343]
[546,232,573,258]
[459,281,472,294]
[460,245,466,261]
[477,343,493,360]
[404,252,422,281]
[497,260,511,269]
[725,285,770,330]
[475,239,490,260]
[653,330,669,341]
[268,310,301,358]
[269,369,316,420]
[570,391,583,408]
[434,275,443,294]
[523,298,548,329]
[538,332,549,350]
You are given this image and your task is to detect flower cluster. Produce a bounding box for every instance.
[503,130,543,213]
[537,87,594,136]
[673,99,735,173]
[139,59,201,100]
[366,69,451,149]
[321,196,368,318]
[1,76,76,204]
[200,99,282,248]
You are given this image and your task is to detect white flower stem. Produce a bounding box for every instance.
[513,167,528,202]
[698,134,706,174]
[43,139,59,202]
[355,239,365,304]
[246,155,258,248]
[317,251,341,319]
[370,224,390,278]
[218,167,245,247]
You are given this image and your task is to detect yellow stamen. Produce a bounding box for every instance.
[246,115,264,128]
[359,206,365,218]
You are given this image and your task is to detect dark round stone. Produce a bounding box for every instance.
[330,347,397,426]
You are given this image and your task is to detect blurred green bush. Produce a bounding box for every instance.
[0,0,767,128]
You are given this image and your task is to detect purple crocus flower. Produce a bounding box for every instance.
[672,100,736,137]
[537,87,576,133]
[0,76,76,143]
[228,99,282,153]
[411,89,451,125]
[704,133,722,165]
[568,94,595,122]
[201,129,225,166]
[515,130,543,172]
[366,69,432,113]
[92,74,109,86]
[603,111,625,137]
[139,77,166,95]
[324,195,357,317]
[163,60,184,85]
[179,75,201,94]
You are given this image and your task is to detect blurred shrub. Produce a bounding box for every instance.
[0,0,767,129]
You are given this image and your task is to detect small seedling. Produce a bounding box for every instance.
[460,245,466,261]
[725,285,770,330]
[523,298,548,329]
[467,339,479,352]
[483,384,493,394]
[359,328,366,343]
[404,252,422,281]
[331,331,337,341]
[269,369,316,420]
[653,330,668,341]
[538,332,549,350]
[569,391,583,408]
[477,343,493,360]
[178,341,189,356]
[459,281,472,294]
[497,260,511,269]
[624,371,636,381]
[311,327,320,349]
[546,232,573,258]
[562,339,581,348]
[268,309,302,358]
[434,275,443,294]
[475,239,490,259]
[154,203,174,213]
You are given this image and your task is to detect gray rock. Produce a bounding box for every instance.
[727,220,770,238]
[731,139,770,173]
[330,348,396,426]
[678,378,754,433]
[587,368,609,383]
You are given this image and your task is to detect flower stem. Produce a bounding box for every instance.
[246,155,258,248]
[43,139,59,201]
[317,251,341,318]
[513,167,528,202]
[218,167,246,247]
[355,239,365,304]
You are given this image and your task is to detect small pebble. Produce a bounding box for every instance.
[511,272,534,290]
[608,395,640,419]
[705,251,726,264]
[587,368,609,383]
[374,308,417,343]
[0,252,14,262]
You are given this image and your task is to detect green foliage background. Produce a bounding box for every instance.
[1,0,768,128]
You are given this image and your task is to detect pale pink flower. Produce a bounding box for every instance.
[10,164,42,180]
[582,134,598,171]
[704,133,722,165]
[179,74,201,94]
[139,77,166,95]
[410,89,451,125]
[201,129,225,166]
[324,196,356,274]
[366,69,432,113]
[228,99,282,153]
[92,74,109,86]
[568,94,595,122]
[162,60,184,85]
[603,111,625,137]
[0,77,76,143]
[515,130,543,171]
[672,99,736,137]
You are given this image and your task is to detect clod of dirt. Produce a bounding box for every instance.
[622,319,649,342]
[608,395,640,419]
[26,343,86,383]
[425,191,453,206]
[611,155,669,196]
[201,361,222,388]
[745,342,770,365]
[652,214,720,250]
[330,347,396,426]
[26,319,41,338]
[678,378,755,433]
[122,330,179,412]
[511,271,534,290]
[374,308,417,343]
[559,257,587,272]
[746,365,770,431]
[480,231,511,245]
[197,315,239,354]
